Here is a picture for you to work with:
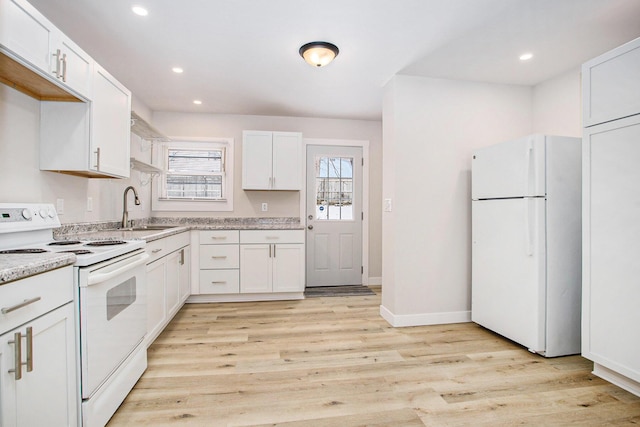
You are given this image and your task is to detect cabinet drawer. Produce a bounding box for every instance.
[199,270,239,294]
[200,230,239,244]
[199,245,239,269]
[0,266,73,335]
[240,230,304,244]
[164,231,190,253]
[145,238,166,264]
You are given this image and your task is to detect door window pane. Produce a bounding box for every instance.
[315,156,353,220]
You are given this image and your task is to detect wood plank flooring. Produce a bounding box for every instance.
[107,289,640,426]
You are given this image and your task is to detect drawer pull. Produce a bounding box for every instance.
[265,236,279,240]
[152,248,163,254]
[211,236,227,240]
[25,327,33,373]
[211,281,227,284]
[211,256,227,259]
[2,297,42,314]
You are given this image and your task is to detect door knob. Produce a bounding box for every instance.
[307,225,314,230]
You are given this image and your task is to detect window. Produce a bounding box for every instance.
[152,138,234,212]
[314,156,354,220]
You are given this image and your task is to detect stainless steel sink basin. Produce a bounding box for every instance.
[121,225,178,231]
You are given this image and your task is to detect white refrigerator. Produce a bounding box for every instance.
[471,134,581,357]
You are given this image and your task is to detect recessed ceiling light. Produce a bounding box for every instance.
[193,100,202,105]
[519,53,534,61]
[172,67,184,74]
[132,5,148,16]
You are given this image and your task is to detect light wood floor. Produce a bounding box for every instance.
[108,289,640,426]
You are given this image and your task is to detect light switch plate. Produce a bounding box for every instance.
[384,198,392,212]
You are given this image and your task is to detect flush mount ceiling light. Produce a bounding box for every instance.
[299,41,339,67]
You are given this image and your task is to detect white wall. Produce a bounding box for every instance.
[381,75,533,326]
[532,67,582,137]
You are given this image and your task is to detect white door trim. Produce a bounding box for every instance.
[302,138,370,286]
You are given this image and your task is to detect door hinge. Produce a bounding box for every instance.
[362,158,364,166]
[361,212,363,220]
[361,266,364,274]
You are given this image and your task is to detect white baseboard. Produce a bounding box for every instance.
[187,292,305,303]
[379,304,471,327]
[368,276,382,286]
[593,363,640,398]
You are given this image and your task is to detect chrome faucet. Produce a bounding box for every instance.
[122,186,140,228]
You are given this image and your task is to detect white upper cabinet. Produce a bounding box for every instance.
[40,65,132,178]
[0,0,93,99]
[582,37,640,127]
[242,131,302,190]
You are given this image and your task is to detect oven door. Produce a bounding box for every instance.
[78,249,149,399]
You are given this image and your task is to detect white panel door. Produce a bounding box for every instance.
[472,135,546,199]
[472,198,546,353]
[583,115,640,381]
[306,145,362,287]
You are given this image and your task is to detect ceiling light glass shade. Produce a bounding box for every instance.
[299,42,339,67]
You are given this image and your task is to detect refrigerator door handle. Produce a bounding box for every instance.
[525,140,535,196]
[525,198,534,256]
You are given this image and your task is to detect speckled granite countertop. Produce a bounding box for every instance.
[55,217,304,243]
[0,252,76,285]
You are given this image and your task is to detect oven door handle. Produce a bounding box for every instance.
[87,253,150,286]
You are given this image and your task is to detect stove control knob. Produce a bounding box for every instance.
[21,209,32,220]
[39,209,47,218]
[47,209,56,219]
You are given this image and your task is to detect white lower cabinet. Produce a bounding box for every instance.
[0,266,77,427]
[144,232,190,347]
[194,229,305,299]
[239,230,305,294]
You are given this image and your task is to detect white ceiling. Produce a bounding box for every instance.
[28,0,640,121]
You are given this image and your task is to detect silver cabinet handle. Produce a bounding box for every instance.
[8,332,22,380]
[211,256,227,259]
[25,327,33,373]
[211,281,227,284]
[273,244,276,258]
[61,53,67,82]
[94,147,101,170]
[52,49,61,78]
[269,244,272,258]
[2,297,41,314]
[179,249,185,265]
[152,248,163,254]
[211,236,227,240]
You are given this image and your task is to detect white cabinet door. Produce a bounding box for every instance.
[242,131,302,190]
[0,0,54,73]
[272,244,305,292]
[583,115,640,382]
[145,259,166,346]
[91,63,131,178]
[179,246,191,303]
[472,198,546,353]
[272,132,302,190]
[242,131,272,190]
[165,250,181,318]
[1,303,77,427]
[51,32,92,98]
[239,244,272,293]
[582,37,640,127]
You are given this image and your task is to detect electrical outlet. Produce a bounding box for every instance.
[56,198,64,215]
[261,203,268,212]
[87,197,93,212]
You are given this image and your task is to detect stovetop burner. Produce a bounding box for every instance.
[85,240,127,247]
[48,240,82,246]
[60,249,93,255]
[0,248,50,254]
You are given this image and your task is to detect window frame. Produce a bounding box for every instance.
[151,137,234,212]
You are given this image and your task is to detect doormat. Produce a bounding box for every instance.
[304,285,376,298]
